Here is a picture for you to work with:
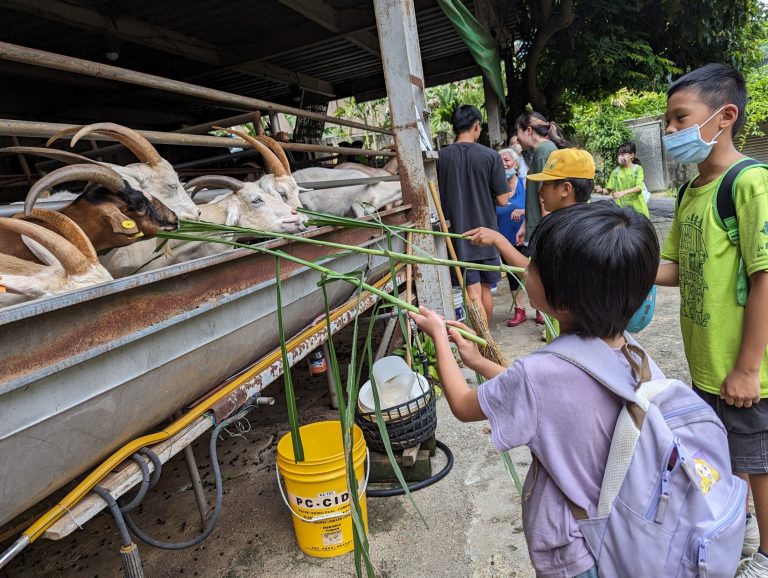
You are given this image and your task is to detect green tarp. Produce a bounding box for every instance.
[436,0,505,103]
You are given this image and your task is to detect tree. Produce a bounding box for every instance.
[506,0,766,120]
[569,88,666,177]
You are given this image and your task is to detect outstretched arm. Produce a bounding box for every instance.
[408,307,488,422]
[463,227,529,269]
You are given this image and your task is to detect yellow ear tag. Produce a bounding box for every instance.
[129,231,145,239]
[121,220,137,229]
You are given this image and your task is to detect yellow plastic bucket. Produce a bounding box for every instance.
[276,421,369,558]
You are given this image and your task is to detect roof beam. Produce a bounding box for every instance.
[0,0,335,96]
[276,0,380,56]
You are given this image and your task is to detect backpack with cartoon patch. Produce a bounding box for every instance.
[539,334,745,577]
[677,158,768,306]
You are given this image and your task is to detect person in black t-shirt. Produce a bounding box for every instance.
[437,105,510,323]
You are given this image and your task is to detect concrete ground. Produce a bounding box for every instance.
[2,199,688,578]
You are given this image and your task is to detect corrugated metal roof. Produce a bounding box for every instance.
[0,0,513,130]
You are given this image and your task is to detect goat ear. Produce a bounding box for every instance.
[100,210,140,236]
[225,203,240,227]
[21,235,64,270]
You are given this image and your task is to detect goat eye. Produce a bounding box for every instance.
[253,197,264,206]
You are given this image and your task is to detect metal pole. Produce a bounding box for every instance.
[10,136,33,186]
[182,445,209,530]
[172,411,209,530]
[0,41,393,136]
[373,0,452,317]
[0,119,395,157]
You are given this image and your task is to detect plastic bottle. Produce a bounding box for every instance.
[308,349,328,376]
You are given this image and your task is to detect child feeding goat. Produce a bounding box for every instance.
[411,202,745,577]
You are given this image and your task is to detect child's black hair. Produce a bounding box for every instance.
[514,111,568,148]
[667,63,747,134]
[451,105,482,135]
[618,142,641,165]
[549,178,594,203]
[528,202,659,338]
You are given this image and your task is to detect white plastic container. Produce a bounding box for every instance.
[371,356,415,409]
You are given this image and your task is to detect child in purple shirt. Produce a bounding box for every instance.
[410,202,661,577]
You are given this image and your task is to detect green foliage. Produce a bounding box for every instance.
[425,77,485,136]
[509,0,766,120]
[740,64,768,145]
[393,333,440,383]
[569,89,666,177]
[325,97,390,144]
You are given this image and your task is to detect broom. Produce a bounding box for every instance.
[428,181,509,367]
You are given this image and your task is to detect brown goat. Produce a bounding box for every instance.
[1,164,177,263]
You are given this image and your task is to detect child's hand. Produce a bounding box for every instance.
[445,319,482,366]
[408,306,447,342]
[515,222,526,245]
[721,367,761,408]
[463,227,502,248]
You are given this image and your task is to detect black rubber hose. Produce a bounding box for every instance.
[122,410,249,550]
[93,486,133,548]
[366,439,453,498]
[139,448,162,490]
[95,404,256,551]
[119,454,151,513]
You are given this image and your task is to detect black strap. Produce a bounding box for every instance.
[716,158,762,226]
[676,158,764,228]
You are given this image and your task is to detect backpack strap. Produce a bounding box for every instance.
[715,159,767,305]
[535,334,650,403]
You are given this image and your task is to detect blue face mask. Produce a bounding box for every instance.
[662,107,725,164]
[505,168,517,179]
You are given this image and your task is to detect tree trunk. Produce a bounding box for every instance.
[524,0,575,113]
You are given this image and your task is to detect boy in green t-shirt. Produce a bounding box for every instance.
[656,63,768,576]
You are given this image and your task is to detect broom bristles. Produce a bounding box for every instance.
[466,297,509,367]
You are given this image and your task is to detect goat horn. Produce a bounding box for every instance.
[214,126,286,177]
[67,123,163,166]
[1,146,111,167]
[255,136,291,174]
[185,175,244,199]
[25,164,125,216]
[0,217,91,275]
[46,126,80,148]
[22,208,99,265]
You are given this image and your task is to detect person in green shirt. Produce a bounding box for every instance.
[598,142,650,218]
[655,63,768,577]
[513,112,567,246]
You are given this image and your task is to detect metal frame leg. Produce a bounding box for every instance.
[182,444,209,530]
[322,342,339,409]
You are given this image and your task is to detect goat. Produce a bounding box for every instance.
[214,129,306,216]
[46,122,201,220]
[0,161,178,263]
[292,167,402,218]
[0,211,113,307]
[99,175,305,277]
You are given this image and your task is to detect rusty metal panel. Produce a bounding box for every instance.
[0,215,408,527]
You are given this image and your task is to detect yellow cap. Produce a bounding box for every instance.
[526,148,596,181]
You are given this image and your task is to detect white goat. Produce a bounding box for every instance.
[292,167,402,217]
[0,210,112,307]
[215,129,306,217]
[99,175,305,276]
[46,123,201,220]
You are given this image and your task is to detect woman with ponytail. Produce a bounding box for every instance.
[514,112,567,249]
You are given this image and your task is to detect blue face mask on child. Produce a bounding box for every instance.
[505,168,517,179]
[662,106,725,164]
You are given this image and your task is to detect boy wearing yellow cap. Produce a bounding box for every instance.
[464,148,596,265]
[465,149,596,338]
